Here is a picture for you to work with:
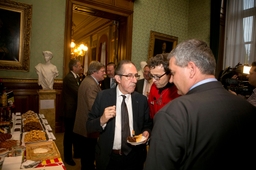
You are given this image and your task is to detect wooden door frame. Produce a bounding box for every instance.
[64,0,133,76]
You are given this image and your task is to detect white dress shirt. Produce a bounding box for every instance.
[112,85,134,150]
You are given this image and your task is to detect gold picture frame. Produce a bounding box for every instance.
[0,0,32,71]
[148,31,178,58]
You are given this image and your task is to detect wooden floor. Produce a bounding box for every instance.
[55,132,81,170]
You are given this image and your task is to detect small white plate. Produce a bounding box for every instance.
[127,136,147,146]
[0,155,5,166]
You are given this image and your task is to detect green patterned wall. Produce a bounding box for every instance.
[188,0,211,43]
[0,0,210,78]
[132,0,210,70]
[0,0,65,79]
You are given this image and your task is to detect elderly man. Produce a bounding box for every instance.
[87,60,152,170]
[101,62,116,90]
[144,39,256,170]
[74,61,105,170]
[247,61,256,106]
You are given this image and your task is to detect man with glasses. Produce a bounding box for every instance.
[87,60,152,170]
[147,54,180,119]
[144,39,256,170]
[73,61,105,170]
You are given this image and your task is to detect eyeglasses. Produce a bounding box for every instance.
[118,73,140,80]
[150,73,166,80]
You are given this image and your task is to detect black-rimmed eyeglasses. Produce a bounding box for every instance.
[118,73,140,80]
[150,73,166,80]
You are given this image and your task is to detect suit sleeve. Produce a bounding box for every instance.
[86,92,104,133]
[144,101,186,170]
[141,96,153,134]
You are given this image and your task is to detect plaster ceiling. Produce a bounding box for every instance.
[72,10,111,42]
[72,4,126,43]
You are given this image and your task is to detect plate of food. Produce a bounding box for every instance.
[127,134,147,146]
[0,148,9,157]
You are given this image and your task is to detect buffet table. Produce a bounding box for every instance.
[0,110,65,170]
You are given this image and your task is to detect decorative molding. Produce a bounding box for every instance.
[1,78,63,84]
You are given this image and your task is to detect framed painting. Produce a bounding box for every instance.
[0,0,32,71]
[148,31,178,58]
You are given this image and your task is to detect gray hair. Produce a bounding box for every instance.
[87,61,105,75]
[168,39,216,75]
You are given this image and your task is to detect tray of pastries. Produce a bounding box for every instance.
[0,133,19,149]
[0,139,18,149]
[23,117,43,132]
[22,110,39,120]
[23,130,47,144]
[26,141,60,161]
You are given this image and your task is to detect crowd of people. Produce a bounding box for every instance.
[61,39,256,170]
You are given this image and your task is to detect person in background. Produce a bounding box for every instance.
[247,61,256,106]
[135,64,153,98]
[74,61,105,170]
[147,54,180,119]
[62,59,82,166]
[137,61,147,80]
[79,65,86,83]
[144,39,256,170]
[101,62,116,90]
[87,60,152,170]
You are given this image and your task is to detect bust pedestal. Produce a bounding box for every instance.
[38,90,56,133]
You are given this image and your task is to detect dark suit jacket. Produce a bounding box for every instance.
[135,78,145,94]
[100,77,111,90]
[144,81,256,170]
[62,72,79,118]
[87,87,153,170]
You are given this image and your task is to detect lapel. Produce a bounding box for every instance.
[88,75,101,91]
[70,71,79,86]
[107,88,117,134]
[131,92,139,130]
[107,77,111,88]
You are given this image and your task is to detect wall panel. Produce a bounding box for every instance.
[1,79,64,133]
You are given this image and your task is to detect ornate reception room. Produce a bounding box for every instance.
[0,0,255,169]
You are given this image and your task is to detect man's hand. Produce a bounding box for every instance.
[100,105,116,126]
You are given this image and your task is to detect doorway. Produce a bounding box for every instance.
[64,0,134,76]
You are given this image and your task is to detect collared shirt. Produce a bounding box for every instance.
[71,71,78,78]
[112,85,134,150]
[247,88,256,107]
[110,78,116,88]
[190,78,217,91]
[91,75,100,85]
[71,71,80,85]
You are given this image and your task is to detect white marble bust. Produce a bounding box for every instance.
[35,51,59,90]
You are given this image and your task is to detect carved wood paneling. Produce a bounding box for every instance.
[1,79,64,132]
[64,0,134,76]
